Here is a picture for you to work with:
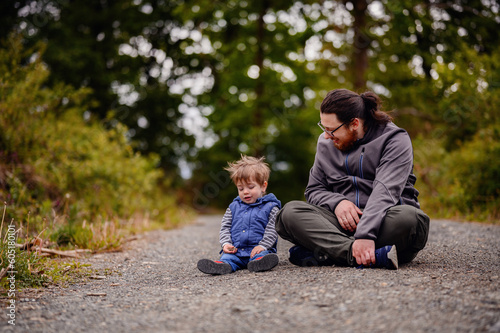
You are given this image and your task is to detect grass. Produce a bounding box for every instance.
[0,203,195,292]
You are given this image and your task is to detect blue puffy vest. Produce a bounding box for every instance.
[229,193,281,257]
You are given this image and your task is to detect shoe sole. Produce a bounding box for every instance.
[387,245,399,270]
[248,253,279,272]
[197,259,233,275]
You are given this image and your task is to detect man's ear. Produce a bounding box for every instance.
[351,118,360,130]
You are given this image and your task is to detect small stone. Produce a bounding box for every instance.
[489,320,500,333]
[86,292,107,297]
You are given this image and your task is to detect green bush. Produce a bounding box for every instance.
[444,124,500,220]
[0,35,191,254]
[414,124,500,222]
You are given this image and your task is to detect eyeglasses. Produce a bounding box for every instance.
[317,121,345,137]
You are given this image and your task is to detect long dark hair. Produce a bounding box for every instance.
[320,89,392,130]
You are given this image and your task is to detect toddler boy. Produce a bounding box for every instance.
[197,155,281,275]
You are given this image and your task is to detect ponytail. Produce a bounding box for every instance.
[360,91,392,128]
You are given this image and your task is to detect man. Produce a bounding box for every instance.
[276,89,430,269]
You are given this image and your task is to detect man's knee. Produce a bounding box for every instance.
[387,206,429,233]
[276,200,316,239]
[276,201,303,233]
[278,201,307,222]
[412,208,430,251]
[384,205,430,258]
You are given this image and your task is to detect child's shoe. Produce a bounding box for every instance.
[197,259,233,275]
[247,253,279,272]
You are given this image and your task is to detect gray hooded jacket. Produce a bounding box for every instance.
[305,122,420,240]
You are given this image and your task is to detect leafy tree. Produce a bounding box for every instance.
[307,1,499,130]
[374,0,500,145]
[179,1,327,207]
[0,34,182,228]
[2,0,499,221]
[0,0,197,178]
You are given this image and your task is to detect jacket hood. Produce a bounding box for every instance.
[347,123,389,152]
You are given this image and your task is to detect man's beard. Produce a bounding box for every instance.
[334,128,358,152]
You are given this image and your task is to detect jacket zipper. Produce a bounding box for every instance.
[353,176,359,207]
[346,152,361,207]
[359,147,365,179]
[344,153,351,175]
[345,149,365,207]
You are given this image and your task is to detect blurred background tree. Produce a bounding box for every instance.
[0,0,197,178]
[0,35,189,251]
[178,0,323,206]
[1,0,498,221]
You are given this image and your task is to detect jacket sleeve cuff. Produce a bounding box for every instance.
[331,197,348,212]
[353,228,377,241]
[257,243,269,251]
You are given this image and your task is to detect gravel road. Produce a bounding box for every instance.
[3,215,500,333]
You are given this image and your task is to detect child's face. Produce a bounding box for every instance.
[236,180,268,204]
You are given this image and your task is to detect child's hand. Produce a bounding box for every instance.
[223,244,237,254]
[250,245,265,258]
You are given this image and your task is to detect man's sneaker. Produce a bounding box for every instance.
[288,245,335,267]
[247,253,279,272]
[373,245,398,270]
[197,259,233,275]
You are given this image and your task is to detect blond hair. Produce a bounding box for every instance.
[225,155,270,186]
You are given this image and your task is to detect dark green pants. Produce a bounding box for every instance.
[276,201,430,266]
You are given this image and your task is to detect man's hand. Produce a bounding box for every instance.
[335,200,363,232]
[352,239,375,266]
[250,245,265,258]
[223,244,238,254]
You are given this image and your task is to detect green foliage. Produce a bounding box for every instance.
[0,237,95,289]
[0,35,191,253]
[414,123,500,222]
[0,202,107,290]
[182,0,322,206]
[50,224,93,248]
[0,241,48,289]
[40,260,93,286]
[0,0,197,176]
[443,125,500,221]
[1,1,499,222]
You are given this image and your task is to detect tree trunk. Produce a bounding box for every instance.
[351,0,369,91]
[253,0,268,156]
